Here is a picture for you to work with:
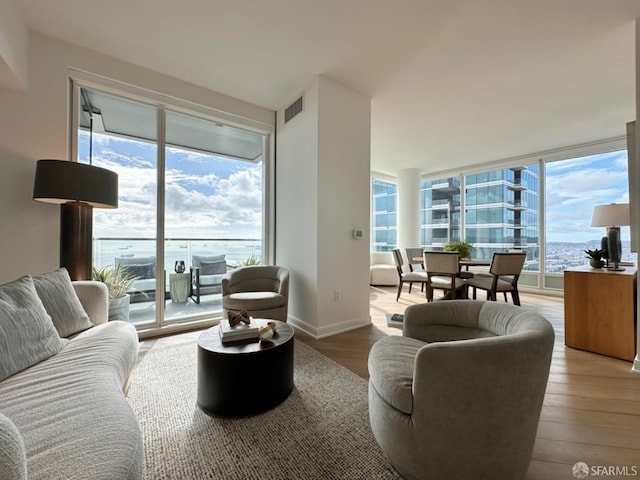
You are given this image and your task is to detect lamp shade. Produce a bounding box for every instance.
[591,203,630,227]
[33,159,118,208]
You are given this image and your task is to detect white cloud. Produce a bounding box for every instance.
[93,156,263,239]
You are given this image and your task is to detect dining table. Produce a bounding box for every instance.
[410,255,491,299]
[411,256,491,271]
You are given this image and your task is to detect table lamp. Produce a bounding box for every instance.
[591,203,630,271]
[33,159,118,280]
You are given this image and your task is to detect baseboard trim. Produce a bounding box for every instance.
[288,315,372,339]
[632,357,640,374]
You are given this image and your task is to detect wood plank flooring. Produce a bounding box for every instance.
[142,286,640,479]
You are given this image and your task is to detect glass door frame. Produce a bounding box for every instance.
[68,70,275,335]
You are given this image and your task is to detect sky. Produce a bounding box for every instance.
[80,131,263,240]
[545,150,631,243]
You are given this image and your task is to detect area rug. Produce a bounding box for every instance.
[127,338,402,480]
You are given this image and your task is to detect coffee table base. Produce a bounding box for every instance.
[197,322,294,417]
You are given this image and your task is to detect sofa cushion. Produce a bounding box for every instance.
[198,260,226,276]
[116,255,156,267]
[121,263,155,280]
[0,276,67,382]
[32,268,94,338]
[198,273,225,286]
[0,321,142,480]
[368,335,424,414]
[224,291,285,311]
[193,255,226,274]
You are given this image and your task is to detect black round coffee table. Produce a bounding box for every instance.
[197,320,294,417]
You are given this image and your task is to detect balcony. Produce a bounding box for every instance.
[93,237,261,326]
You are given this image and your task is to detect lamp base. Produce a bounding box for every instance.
[60,202,93,280]
[605,227,625,271]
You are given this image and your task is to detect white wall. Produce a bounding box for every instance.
[277,75,371,338]
[0,0,28,90]
[275,79,320,329]
[0,33,273,284]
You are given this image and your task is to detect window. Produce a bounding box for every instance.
[420,176,461,247]
[544,150,636,273]
[372,179,397,251]
[74,82,270,331]
[464,165,539,270]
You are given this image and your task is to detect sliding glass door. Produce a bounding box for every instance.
[163,110,264,322]
[73,82,268,332]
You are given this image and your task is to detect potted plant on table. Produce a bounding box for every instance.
[92,265,139,322]
[443,240,473,259]
[584,248,605,269]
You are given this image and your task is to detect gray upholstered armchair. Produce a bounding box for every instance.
[222,265,289,322]
[368,300,555,480]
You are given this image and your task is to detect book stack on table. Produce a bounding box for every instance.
[219,318,260,343]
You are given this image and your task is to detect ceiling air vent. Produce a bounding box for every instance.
[284,96,303,123]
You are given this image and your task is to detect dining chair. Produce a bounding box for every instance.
[423,251,467,301]
[404,248,425,272]
[391,249,428,301]
[405,247,426,292]
[465,252,526,305]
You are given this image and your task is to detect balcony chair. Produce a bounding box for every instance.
[222,265,289,322]
[466,252,526,305]
[368,300,555,480]
[423,251,467,301]
[190,254,228,304]
[391,249,428,301]
[114,255,161,303]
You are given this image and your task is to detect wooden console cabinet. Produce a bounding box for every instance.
[564,266,637,361]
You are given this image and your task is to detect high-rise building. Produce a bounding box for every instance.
[420,165,539,270]
[372,179,397,252]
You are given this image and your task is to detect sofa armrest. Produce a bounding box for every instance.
[0,413,27,480]
[73,281,109,325]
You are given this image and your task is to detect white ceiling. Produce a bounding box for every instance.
[14,0,640,176]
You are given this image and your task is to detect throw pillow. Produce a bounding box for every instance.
[121,263,155,280]
[199,260,227,276]
[116,256,156,267]
[0,276,67,382]
[192,254,225,267]
[32,268,94,338]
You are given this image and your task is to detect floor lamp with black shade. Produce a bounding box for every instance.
[33,159,118,281]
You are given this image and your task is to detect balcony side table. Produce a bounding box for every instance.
[169,272,190,303]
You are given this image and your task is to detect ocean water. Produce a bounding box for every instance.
[93,238,262,272]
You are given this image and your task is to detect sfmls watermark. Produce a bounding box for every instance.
[573,462,639,478]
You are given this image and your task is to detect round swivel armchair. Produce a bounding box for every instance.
[368,300,555,480]
[222,265,289,322]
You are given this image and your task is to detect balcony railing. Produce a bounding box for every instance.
[93,237,262,273]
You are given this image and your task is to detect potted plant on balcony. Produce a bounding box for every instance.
[443,240,473,259]
[584,248,605,269]
[92,265,138,322]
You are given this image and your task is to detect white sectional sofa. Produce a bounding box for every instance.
[0,269,142,480]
